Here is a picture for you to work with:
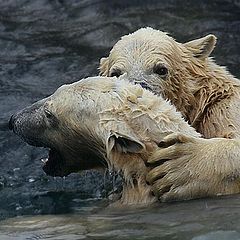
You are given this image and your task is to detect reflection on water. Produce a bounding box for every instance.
[0,0,240,239]
[1,195,240,240]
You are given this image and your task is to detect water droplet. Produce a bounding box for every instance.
[28,178,35,183]
[13,168,20,172]
[15,203,22,211]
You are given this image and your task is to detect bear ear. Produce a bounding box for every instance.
[107,131,144,156]
[184,34,217,60]
[99,57,109,76]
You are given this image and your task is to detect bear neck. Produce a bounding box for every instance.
[165,57,239,136]
[107,147,157,206]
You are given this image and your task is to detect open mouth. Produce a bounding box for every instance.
[42,148,69,177]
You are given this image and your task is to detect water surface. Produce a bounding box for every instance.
[1,195,240,239]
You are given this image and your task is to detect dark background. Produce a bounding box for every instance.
[0,0,240,220]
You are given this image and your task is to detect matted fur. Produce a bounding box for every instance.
[99,28,240,201]
[11,76,200,205]
[99,27,240,138]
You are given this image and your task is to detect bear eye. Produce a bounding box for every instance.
[109,68,122,78]
[44,109,55,119]
[153,65,168,77]
[44,108,59,127]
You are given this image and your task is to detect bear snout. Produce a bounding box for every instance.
[9,101,48,147]
[8,113,22,133]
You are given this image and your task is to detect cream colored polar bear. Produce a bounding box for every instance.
[99,27,240,201]
[10,76,202,205]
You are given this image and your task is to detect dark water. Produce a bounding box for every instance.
[1,196,240,240]
[0,0,240,239]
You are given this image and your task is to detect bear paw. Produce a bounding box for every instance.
[146,133,240,202]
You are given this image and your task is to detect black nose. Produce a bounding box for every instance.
[138,82,152,91]
[9,115,15,130]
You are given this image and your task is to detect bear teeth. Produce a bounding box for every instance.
[41,158,48,164]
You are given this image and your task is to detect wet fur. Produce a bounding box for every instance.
[99,28,240,200]
[42,77,201,205]
[99,27,240,138]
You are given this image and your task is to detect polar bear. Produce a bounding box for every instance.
[10,76,204,205]
[99,27,240,201]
